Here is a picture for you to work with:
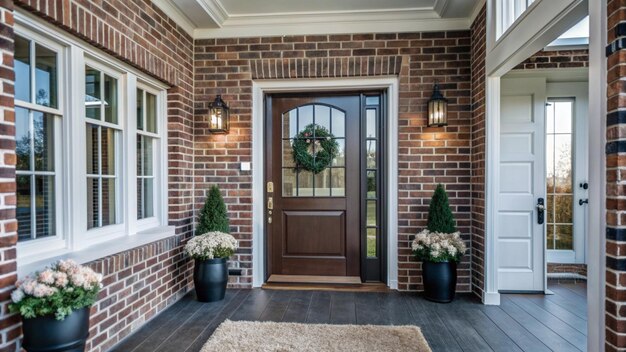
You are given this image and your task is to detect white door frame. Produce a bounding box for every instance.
[484,0,605,350]
[251,77,400,289]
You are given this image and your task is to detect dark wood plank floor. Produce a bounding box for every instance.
[111,280,587,352]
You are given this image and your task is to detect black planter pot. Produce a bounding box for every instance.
[194,258,228,302]
[422,261,457,303]
[22,307,90,352]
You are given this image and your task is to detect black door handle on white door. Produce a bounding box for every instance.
[537,198,545,225]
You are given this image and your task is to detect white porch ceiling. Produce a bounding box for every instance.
[153,0,485,38]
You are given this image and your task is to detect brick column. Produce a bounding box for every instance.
[0,1,19,351]
[606,1,626,350]
[470,5,487,299]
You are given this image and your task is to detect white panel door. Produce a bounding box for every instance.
[498,77,546,292]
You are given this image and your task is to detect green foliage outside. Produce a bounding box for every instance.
[426,184,456,234]
[10,285,99,320]
[9,260,102,320]
[196,185,230,235]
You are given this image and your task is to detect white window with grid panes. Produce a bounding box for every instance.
[84,62,123,232]
[14,28,65,257]
[497,0,536,39]
[135,85,161,230]
[15,13,170,268]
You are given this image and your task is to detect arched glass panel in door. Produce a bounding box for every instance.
[282,104,345,197]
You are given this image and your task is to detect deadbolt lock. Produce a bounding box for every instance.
[267,197,273,210]
[267,181,274,193]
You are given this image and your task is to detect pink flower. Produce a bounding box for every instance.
[54,272,68,288]
[70,273,85,288]
[21,279,38,295]
[57,259,80,274]
[32,283,56,298]
[38,270,55,285]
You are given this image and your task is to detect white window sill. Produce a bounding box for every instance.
[17,226,176,278]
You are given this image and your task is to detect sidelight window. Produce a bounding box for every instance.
[546,100,574,250]
[364,97,381,258]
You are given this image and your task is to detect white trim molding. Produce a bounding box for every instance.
[153,0,487,39]
[484,76,501,305]
[587,0,606,350]
[251,77,399,289]
[486,0,587,76]
[195,10,471,39]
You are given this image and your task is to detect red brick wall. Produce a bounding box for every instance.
[0,1,18,351]
[606,1,626,350]
[5,1,197,351]
[515,49,589,70]
[194,32,473,292]
[84,236,190,351]
[547,263,587,277]
[470,6,487,299]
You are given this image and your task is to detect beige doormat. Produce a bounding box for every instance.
[201,320,432,352]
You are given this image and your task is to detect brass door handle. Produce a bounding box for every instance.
[267,197,273,210]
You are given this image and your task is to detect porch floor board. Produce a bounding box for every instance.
[111,281,587,352]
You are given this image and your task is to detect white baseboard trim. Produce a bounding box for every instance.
[483,291,501,305]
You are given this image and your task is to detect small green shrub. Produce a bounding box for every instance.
[197,185,230,235]
[426,184,457,234]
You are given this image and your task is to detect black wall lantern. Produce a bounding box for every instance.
[427,83,448,127]
[208,95,230,134]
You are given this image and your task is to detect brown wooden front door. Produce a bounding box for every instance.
[266,94,361,277]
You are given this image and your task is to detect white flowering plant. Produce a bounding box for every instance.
[411,230,467,263]
[185,231,238,260]
[9,259,103,320]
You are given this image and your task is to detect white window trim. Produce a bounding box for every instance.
[496,0,539,40]
[80,58,126,245]
[15,10,171,268]
[14,25,67,259]
[133,83,167,234]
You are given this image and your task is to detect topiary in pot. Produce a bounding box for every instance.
[414,184,465,303]
[426,184,457,234]
[197,185,230,235]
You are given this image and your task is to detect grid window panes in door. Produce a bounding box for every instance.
[546,100,574,250]
[365,96,380,258]
[15,34,60,242]
[137,89,158,220]
[85,66,121,229]
[282,104,346,197]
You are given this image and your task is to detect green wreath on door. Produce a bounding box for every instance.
[292,124,339,174]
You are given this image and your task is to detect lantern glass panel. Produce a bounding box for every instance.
[208,97,229,133]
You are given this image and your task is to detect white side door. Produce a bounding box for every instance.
[498,77,546,292]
